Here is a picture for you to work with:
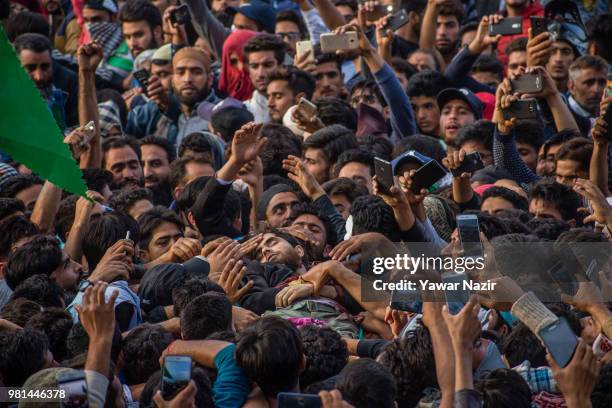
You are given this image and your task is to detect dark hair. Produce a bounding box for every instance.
[180,292,232,340]
[527,217,570,241]
[175,176,212,213]
[314,98,358,132]
[336,359,397,408]
[235,316,304,397]
[357,134,394,161]
[299,325,348,388]
[65,321,122,363]
[502,321,548,367]
[137,205,184,249]
[82,168,114,194]
[0,215,38,259]
[322,177,369,202]
[54,195,79,242]
[6,11,49,42]
[592,363,612,408]
[332,0,357,12]
[262,174,300,192]
[0,174,43,200]
[101,136,142,168]
[390,58,418,89]
[275,9,308,39]
[314,50,343,71]
[0,329,49,387]
[505,37,528,56]
[0,298,42,327]
[350,195,400,242]
[407,70,450,98]
[475,368,532,408]
[121,323,174,385]
[259,123,302,177]
[141,135,177,163]
[13,32,52,54]
[244,34,285,64]
[118,0,162,30]
[481,186,529,212]
[349,79,386,108]
[392,134,446,164]
[82,211,140,270]
[590,14,612,62]
[514,120,545,152]
[288,202,336,247]
[178,133,213,159]
[529,180,581,221]
[333,149,374,178]
[210,107,254,143]
[0,197,25,221]
[108,188,153,216]
[377,327,437,408]
[141,367,214,408]
[437,0,465,22]
[10,274,64,308]
[169,158,213,190]
[460,21,479,39]
[554,138,593,171]
[25,308,73,362]
[471,54,504,80]
[467,211,511,240]
[97,88,129,128]
[6,235,62,290]
[455,119,494,151]
[303,125,359,168]
[172,276,225,317]
[267,68,316,100]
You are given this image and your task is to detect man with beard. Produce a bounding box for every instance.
[391,0,427,59]
[420,0,464,68]
[127,47,219,146]
[567,55,609,135]
[544,37,577,94]
[118,0,162,59]
[42,0,81,55]
[102,136,145,191]
[140,136,176,206]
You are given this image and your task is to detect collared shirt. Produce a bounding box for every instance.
[513,360,557,394]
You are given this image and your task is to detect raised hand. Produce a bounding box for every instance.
[374,16,393,62]
[64,123,95,160]
[573,178,612,226]
[441,295,481,350]
[469,14,503,55]
[494,78,518,134]
[78,42,104,72]
[526,28,553,68]
[205,239,241,279]
[75,281,118,340]
[282,155,325,200]
[153,380,197,408]
[319,390,354,408]
[218,259,253,304]
[238,157,263,187]
[476,275,525,311]
[231,122,267,166]
[147,74,170,112]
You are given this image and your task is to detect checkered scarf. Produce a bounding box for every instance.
[98,100,122,137]
[85,21,123,59]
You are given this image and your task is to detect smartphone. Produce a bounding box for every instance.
[357,0,387,22]
[56,370,87,408]
[547,261,579,296]
[443,273,471,313]
[320,32,359,53]
[502,98,537,120]
[277,392,321,408]
[296,41,315,63]
[81,120,96,146]
[530,16,549,37]
[451,152,484,177]
[133,68,150,95]
[390,289,421,313]
[385,9,409,31]
[374,157,394,195]
[473,340,506,379]
[510,72,543,94]
[410,160,447,193]
[161,355,192,400]
[489,17,523,36]
[296,97,317,121]
[603,102,612,142]
[169,4,190,25]
[538,317,579,368]
[456,214,483,258]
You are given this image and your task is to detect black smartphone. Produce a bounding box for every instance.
[56,370,87,408]
[385,9,409,31]
[489,17,523,36]
[161,355,192,400]
[410,160,447,193]
[538,317,578,368]
[390,289,421,313]
[603,102,612,142]
[547,261,579,296]
[502,98,537,120]
[451,152,484,177]
[170,4,190,25]
[443,273,471,313]
[374,157,394,195]
[456,214,483,258]
[510,72,543,94]
[133,68,150,95]
[277,393,322,408]
[530,16,548,37]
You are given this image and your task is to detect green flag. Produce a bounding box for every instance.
[0,27,87,197]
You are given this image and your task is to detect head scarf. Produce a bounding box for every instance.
[219,29,257,101]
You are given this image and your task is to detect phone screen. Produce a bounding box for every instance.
[58,375,87,408]
[538,317,578,368]
[456,215,483,258]
[547,261,578,295]
[410,160,447,193]
[277,393,322,408]
[162,355,192,400]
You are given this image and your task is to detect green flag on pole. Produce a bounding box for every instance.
[0,27,87,197]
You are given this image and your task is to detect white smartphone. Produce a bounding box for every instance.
[320,32,358,53]
[296,40,315,63]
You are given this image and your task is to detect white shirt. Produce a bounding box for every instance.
[245,90,271,124]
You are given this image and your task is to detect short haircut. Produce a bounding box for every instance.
[9,274,64,308]
[349,79,386,107]
[481,186,529,212]
[118,0,162,30]
[332,0,357,12]
[140,135,177,163]
[288,202,336,246]
[25,308,73,362]
[169,157,213,190]
[314,50,343,71]
[6,11,49,42]
[13,32,52,54]
[527,217,570,241]
[513,120,545,152]
[390,58,418,84]
[502,322,547,367]
[259,123,302,177]
[267,68,316,100]
[0,197,25,221]
[0,174,43,199]
[0,329,49,387]
[350,195,400,241]
[529,180,581,221]
[6,235,62,290]
[336,359,397,408]
[554,138,593,170]
[505,37,527,56]
[0,215,38,259]
[315,98,358,132]
[392,134,446,164]
[236,316,304,397]
[175,176,212,212]
[180,292,232,340]
[137,205,184,248]
[243,34,285,64]
[122,323,174,385]
[569,55,608,80]
[460,21,478,38]
[400,0,427,14]
[178,132,213,159]
[322,177,370,202]
[210,107,254,143]
[82,168,114,194]
[0,298,42,327]
[475,369,532,408]
[592,363,612,408]
[82,211,140,270]
[275,9,307,39]
[438,0,465,22]
[333,149,374,178]
[358,134,394,161]
[108,187,153,215]
[409,48,439,71]
[172,276,225,317]
[101,136,142,167]
[407,70,450,98]
[140,367,214,408]
[303,124,359,167]
[471,54,504,79]
[455,119,494,151]
[299,325,348,388]
[589,14,612,62]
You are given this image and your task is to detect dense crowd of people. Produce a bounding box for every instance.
[1,0,612,406]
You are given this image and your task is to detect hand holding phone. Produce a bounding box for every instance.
[133,68,150,96]
[296,97,317,121]
[539,317,578,368]
[502,98,537,120]
[410,160,447,193]
[296,41,315,64]
[320,32,359,53]
[510,72,543,94]
[374,157,394,195]
[162,355,192,400]
[170,4,190,25]
[450,152,484,177]
[456,214,483,258]
[489,17,522,36]
[277,392,321,408]
[385,9,409,31]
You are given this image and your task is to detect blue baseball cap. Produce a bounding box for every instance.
[227,1,276,34]
[390,150,432,175]
[437,88,484,120]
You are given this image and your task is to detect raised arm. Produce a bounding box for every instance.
[77,43,104,169]
[182,0,230,60]
[311,0,346,31]
[30,181,62,233]
[590,113,610,196]
[419,0,446,70]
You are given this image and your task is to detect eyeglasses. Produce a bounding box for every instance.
[276,32,302,41]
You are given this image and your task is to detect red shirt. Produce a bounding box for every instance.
[496,1,545,68]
